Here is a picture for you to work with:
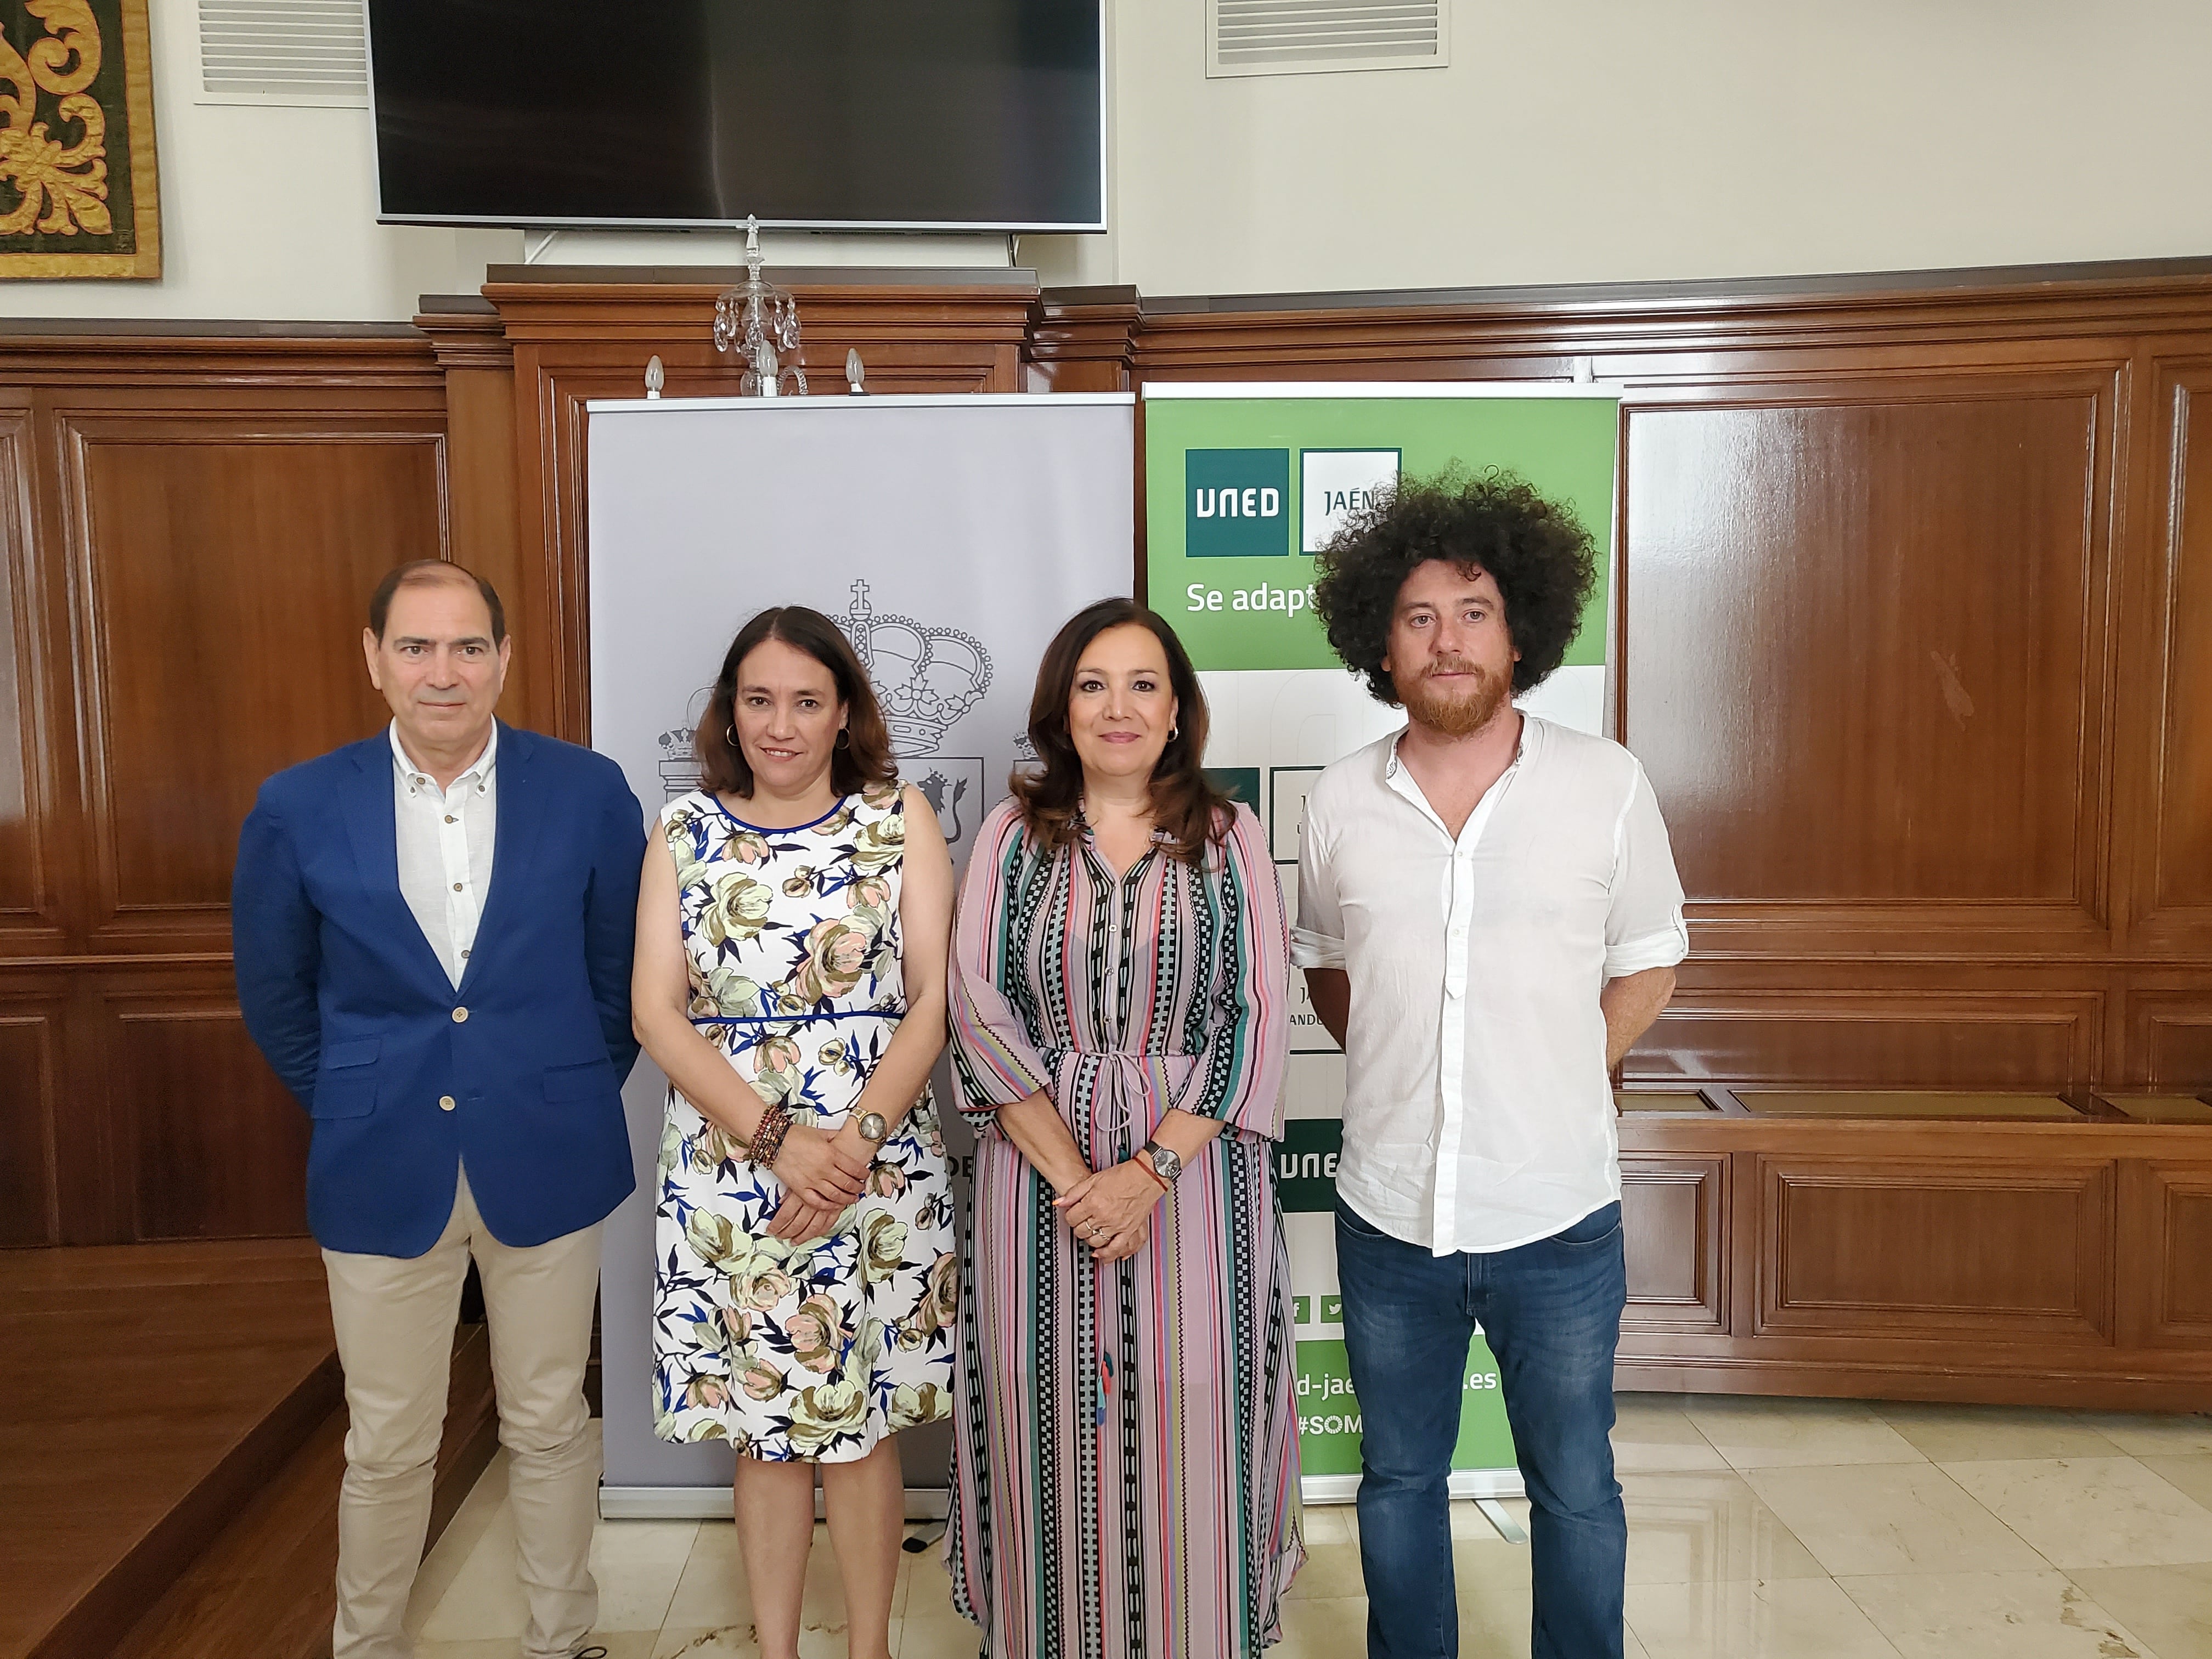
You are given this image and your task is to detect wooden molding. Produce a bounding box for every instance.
[484,271,1043,740]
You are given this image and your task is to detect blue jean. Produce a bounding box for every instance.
[1335,1197,1628,1659]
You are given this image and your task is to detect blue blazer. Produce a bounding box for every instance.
[233,721,648,1256]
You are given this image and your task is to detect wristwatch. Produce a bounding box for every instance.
[1138,1139,1183,1184]
[855,1111,889,1146]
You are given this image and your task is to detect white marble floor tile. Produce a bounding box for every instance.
[1942,1455,2212,1570]
[415,1632,659,1659]
[1871,1401,2124,1463]
[646,1628,761,1654]
[894,1613,982,1659]
[1837,1569,2154,1658]
[407,1450,515,1636]
[1621,1469,1829,1585]
[1627,1576,1903,1659]
[1287,1534,1366,1599]
[901,1549,958,1616]
[588,1519,700,1632]
[2065,1561,2212,1659]
[1453,1538,1534,1656]
[663,1523,751,1628]
[1300,1502,1353,1548]
[652,1624,858,1659]
[1684,1396,1926,1470]
[2141,1453,2212,1514]
[2068,1412,2212,1455]
[419,1505,528,1641]
[1613,1395,1730,1472]
[1452,1495,1531,1538]
[1273,1595,1371,1659]
[1741,1462,2044,1578]
[651,1627,760,1658]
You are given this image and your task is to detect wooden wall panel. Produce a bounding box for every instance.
[104,985,311,1242]
[1622,379,2112,932]
[1759,1156,2115,1341]
[1621,1154,1727,1334]
[70,422,443,937]
[2126,990,2212,1087]
[1634,991,2101,1087]
[2150,1170,2212,1336]
[0,996,62,1248]
[2143,368,2212,936]
[0,407,55,940]
[0,330,450,1244]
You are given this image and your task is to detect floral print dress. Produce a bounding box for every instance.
[651,778,957,1460]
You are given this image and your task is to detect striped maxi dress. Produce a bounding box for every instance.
[944,798,1305,1659]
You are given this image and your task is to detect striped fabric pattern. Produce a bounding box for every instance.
[944,798,1305,1657]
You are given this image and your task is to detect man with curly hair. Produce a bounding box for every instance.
[1293,472,1688,1659]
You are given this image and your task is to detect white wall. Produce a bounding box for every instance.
[7,0,2207,320]
[1099,0,2212,296]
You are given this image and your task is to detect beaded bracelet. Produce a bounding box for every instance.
[747,1103,794,1171]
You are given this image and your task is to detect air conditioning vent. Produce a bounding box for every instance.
[1208,0,1448,77]
[198,0,368,106]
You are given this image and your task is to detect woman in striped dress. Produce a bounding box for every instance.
[945,598,1304,1658]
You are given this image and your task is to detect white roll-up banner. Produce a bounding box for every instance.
[585,393,1137,1516]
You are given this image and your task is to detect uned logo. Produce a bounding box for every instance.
[1302,448,1401,552]
[1185,448,1290,557]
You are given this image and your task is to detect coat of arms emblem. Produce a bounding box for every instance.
[654,585,996,850]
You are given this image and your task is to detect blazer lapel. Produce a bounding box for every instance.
[339,736,451,990]
[459,721,544,998]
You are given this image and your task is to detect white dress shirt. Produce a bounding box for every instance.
[1293,716,1688,1256]
[391,721,498,988]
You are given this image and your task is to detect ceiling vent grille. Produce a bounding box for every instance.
[1207,0,1448,77]
[197,0,368,106]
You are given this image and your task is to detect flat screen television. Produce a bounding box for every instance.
[365,0,1105,232]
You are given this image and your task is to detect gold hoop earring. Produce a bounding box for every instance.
[1169,724,1180,742]
[724,724,739,748]
[835,729,851,749]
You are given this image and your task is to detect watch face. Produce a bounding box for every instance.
[858,1112,888,1142]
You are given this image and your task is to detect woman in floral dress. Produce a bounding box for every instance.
[633,606,955,1659]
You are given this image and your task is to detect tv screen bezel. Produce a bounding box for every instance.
[362,1,1109,235]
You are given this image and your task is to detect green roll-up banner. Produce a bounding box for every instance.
[1144,383,1622,1501]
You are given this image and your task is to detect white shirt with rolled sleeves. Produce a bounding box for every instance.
[389,720,497,988]
[1291,716,1689,1257]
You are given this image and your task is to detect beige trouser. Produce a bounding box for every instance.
[323,1166,603,1659]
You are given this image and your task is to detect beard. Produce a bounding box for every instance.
[1395,656,1511,738]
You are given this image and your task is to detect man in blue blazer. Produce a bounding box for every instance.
[234,559,645,1659]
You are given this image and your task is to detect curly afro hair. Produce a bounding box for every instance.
[1312,469,1598,703]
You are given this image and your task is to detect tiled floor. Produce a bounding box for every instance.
[405,1395,2212,1657]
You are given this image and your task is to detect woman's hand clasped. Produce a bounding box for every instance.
[766,1123,867,1242]
[1054,1159,1165,1264]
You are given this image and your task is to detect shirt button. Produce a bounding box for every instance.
[452,1007,469,1023]
[460,948,471,960]
[444,814,456,825]
[439,1095,456,1111]
[452,882,464,892]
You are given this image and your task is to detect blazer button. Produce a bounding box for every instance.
[439,1095,456,1111]
[452,1006,469,1023]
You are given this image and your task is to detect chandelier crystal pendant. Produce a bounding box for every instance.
[712,217,809,397]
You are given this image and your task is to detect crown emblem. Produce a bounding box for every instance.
[837,581,992,754]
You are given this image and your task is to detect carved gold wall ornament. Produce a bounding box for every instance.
[0,0,159,278]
